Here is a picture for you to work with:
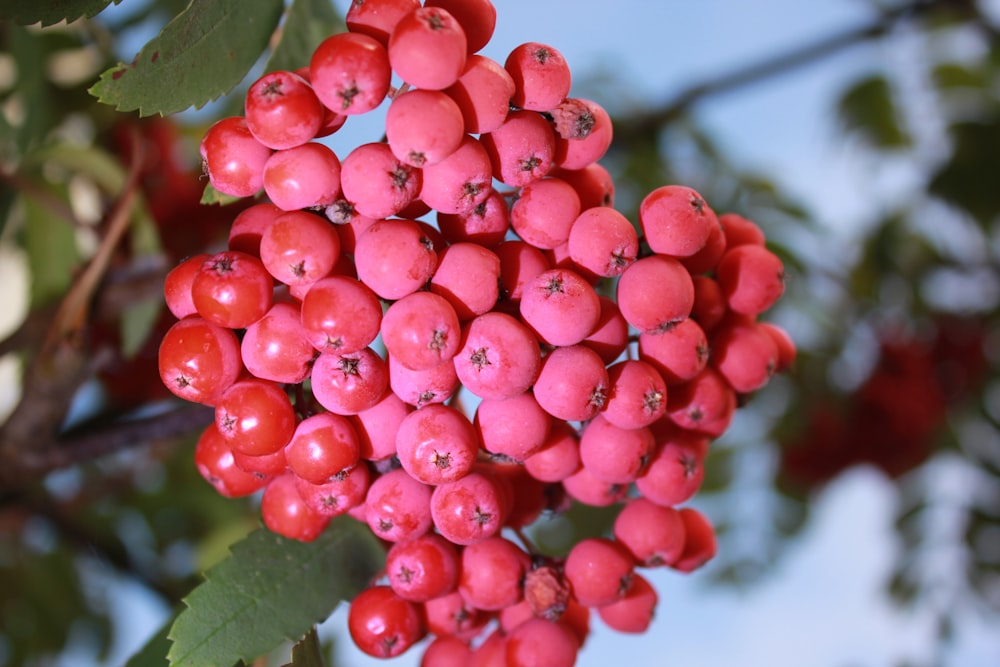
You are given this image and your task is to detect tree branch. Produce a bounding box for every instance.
[612,0,972,144]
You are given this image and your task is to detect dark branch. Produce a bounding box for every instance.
[612,0,972,144]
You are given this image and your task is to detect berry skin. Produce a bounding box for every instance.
[310,32,392,114]
[523,419,581,482]
[481,109,555,187]
[163,253,209,320]
[300,275,383,355]
[716,243,786,316]
[364,468,433,543]
[637,317,710,386]
[388,6,468,89]
[453,311,542,400]
[710,317,780,394]
[596,573,658,634]
[613,497,685,567]
[578,414,654,484]
[380,291,462,371]
[458,535,531,611]
[615,255,694,334]
[194,423,270,498]
[351,390,413,462]
[553,162,615,209]
[563,537,634,607]
[241,302,315,384]
[552,98,614,170]
[260,472,331,542]
[474,390,550,461]
[199,116,271,197]
[601,359,668,430]
[158,316,242,405]
[445,54,515,134]
[214,379,297,457]
[244,70,324,150]
[436,188,509,248]
[262,141,342,211]
[634,428,707,507]
[294,462,370,517]
[430,470,507,545]
[719,212,766,248]
[505,618,580,667]
[259,209,341,286]
[429,242,501,320]
[562,465,628,507]
[345,0,420,45]
[671,506,718,572]
[505,42,571,112]
[423,590,489,640]
[348,585,427,658]
[532,344,609,422]
[510,176,581,250]
[386,89,466,167]
[760,321,797,372]
[310,347,388,415]
[581,294,630,365]
[191,250,273,330]
[227,202,283,256]
[495,240,550,306]
[639,184,718,258]
[354,218,438,300]
[419,134,493,215]
[385,533,459,602]
[388,354,459,407]
[395,403,479,485]
[424,0,497,54]
[284,412,361,484]
[566,205,638,277]
[666,367,737,437]
[518,268,600,347]
[339,141,422,218]
[420,635,474,667]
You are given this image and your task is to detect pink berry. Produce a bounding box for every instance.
[241,302,316,384]
[388,354,459,407]
[639,184,718,258]
[613,497,685,567]
[354,218,438,300]
[385,532,459,602]
[262,142,342,211]
[445,54,515,134]
[352,390,412,462]
[509,176,581,250]
[419,135,493,215]
[431,470,507,545]
[637,317,710,385]
[311,347,388,415]
[339,142,421,218]
[310,32,391,114]
[381,291,462,372]
[474,390,550,461]
[716,243,786,316]
[436,188,509,247]
[458,536,531,610]
[200,116,271,197]
[424,0,496,53]
[635,427,707,507]
[429,242,501,320]
[505,42,571,112]
[345,0,420,45]
[285,412,361,484]
[481,109,555,187]
[244,70,324,150]
[551,98,613,170]
[259,209,341,286]
[665,368,737,438]
[228,202,282,256]
[563,537,633,607]
[505,618,579,667]
[294,463,371,517]
[710,317,780,393]
[453,311,542,400]
[386,89,465,167]
[519,269,600,347]
[596,573,659,634]
[300,275,383,354]
[532,344,609,422]
[616,255,694,333]
[364,468,433,543]
[389,6,468,89]
[523,419,581,482]
[395,404,479,485]
[567,205,638,277]
[581,294,629,365]
[578,413,654,484]
[602,358,669,429]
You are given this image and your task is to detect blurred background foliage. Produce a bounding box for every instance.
[1,0,999,665]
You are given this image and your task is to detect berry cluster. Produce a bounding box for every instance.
[158,0,795,664]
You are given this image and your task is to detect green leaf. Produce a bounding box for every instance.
[928,118,1000,225]
[264,0,344,74]
[167,519,385,667]
[283,627,326,667]
[121,298,163,358]
[0,0,121,27]
[89,0,285,116]
[124,615,174,667]
[837,74,910,149]
[21,192,80,308]
[6,24,54,157]
[932,62,988,90]
[201,182,245,206]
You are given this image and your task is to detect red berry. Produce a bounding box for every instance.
[191,250,273,329]
[244,70,324,150]
[348,585,426,658]
[285,412,361,484]
[310,32,391,115]
[389,6,468,89]
[260,472,330,542]
[395,404,479,485]
[214,379,296,457]
[158,316,242,405]
[199,116,271,198]
[505,42,571,112]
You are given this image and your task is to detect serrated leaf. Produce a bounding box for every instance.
[89,0,285,116]
[283,627,325,667]
[167,519,385,667]
[124,615,174,667]
[121,298,162,358]
[837,74,910,149]
[265,0,344,74]
[21,192,80,308]
[0,0,121,27]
